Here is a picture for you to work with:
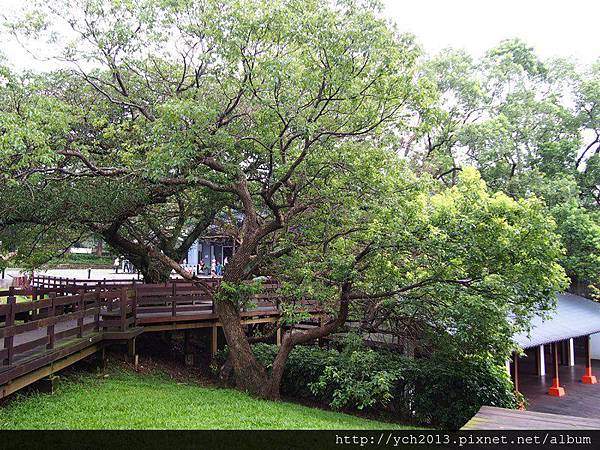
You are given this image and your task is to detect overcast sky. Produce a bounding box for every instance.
[386,0,597,64]
[1,0,598,70]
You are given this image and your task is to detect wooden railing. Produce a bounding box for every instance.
[5,275,320,340]
[29,276,286,317]
[31,274,140,289]
[0,285,136,367]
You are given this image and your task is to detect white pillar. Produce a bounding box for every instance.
[538,345,546,376]
[505,359,511,376]
[568,338,575,366]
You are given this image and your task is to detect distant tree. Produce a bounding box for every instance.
[404,39,600,289]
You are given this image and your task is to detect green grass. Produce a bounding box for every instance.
[49,253,113,268]
[0,295,31,303]
[0,369,417,430]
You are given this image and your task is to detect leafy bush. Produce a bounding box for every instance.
[253,342,336,398]
[251,341,519,429]
[405,356,521,429]
[49,253,113,267]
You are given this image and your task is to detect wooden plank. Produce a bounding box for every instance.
[463,406,600,430]
[14,298,52,314]
[0,334,103,385]
[0,307,100,339]
[0,344,100,400]
[13,335,50,356]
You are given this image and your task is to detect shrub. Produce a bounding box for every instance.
[406,356,521,429]
[251,342,519,429]
[253,342,337,398]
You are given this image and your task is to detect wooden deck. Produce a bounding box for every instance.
[463,406,600,430]
[0,278,321,398]
[517,355,600,418]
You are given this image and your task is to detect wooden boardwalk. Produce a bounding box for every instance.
[0,277,321,398]
[463,406,600,430]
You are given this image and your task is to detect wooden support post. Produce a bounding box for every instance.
[94,283,101,332]
[548,342,566,397]
[132,286,138,325]
[582,335,597,384]
[128,337,136,357]
[35,376,59,394]
[31,287,38,321]
[184,330,194,366]
[538,345,546,376]
[211,325,218,358]
[276,324,282,347]
[3,287,16,366]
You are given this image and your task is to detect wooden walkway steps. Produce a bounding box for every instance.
[462,406,600,430]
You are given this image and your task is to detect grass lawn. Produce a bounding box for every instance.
[0,369,418,430]
[0,295,31,303]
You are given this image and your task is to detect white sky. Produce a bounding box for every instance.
[0,0,598,70]
[385,0,598,64]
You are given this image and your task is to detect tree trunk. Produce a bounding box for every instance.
[215,298,272,396]
[216,243,273,397]
[135,256,172,283]
[95,239,103,257]
[264,337,294,399]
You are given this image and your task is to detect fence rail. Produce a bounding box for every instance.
[0,285,136,367]
[1,275,320,369]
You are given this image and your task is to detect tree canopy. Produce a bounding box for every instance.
[0,0,578,397]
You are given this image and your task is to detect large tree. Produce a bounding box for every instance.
[1,0,566,398]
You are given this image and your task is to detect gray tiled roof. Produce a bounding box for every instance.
[514,293,600,349]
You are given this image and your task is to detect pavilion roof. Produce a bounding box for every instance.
[514,293,600,349]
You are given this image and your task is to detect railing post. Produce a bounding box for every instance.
[77,284,86,338]
[132,286,138,325]
[31,287,38,321]
[3,287,16,366]
[171,281,177,317]
[120,287,127,332]
[94,283,101,333]
[47,293,56,350]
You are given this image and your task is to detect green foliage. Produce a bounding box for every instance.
[552,203,600,284]
[252,342,519,429]
[273,167,566,361]
[252,342,334,398]
[411,40,600,288]
[213,280,262,309]
[309,336,401,410]
[407,356,522,430]
[50,253,113,267]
